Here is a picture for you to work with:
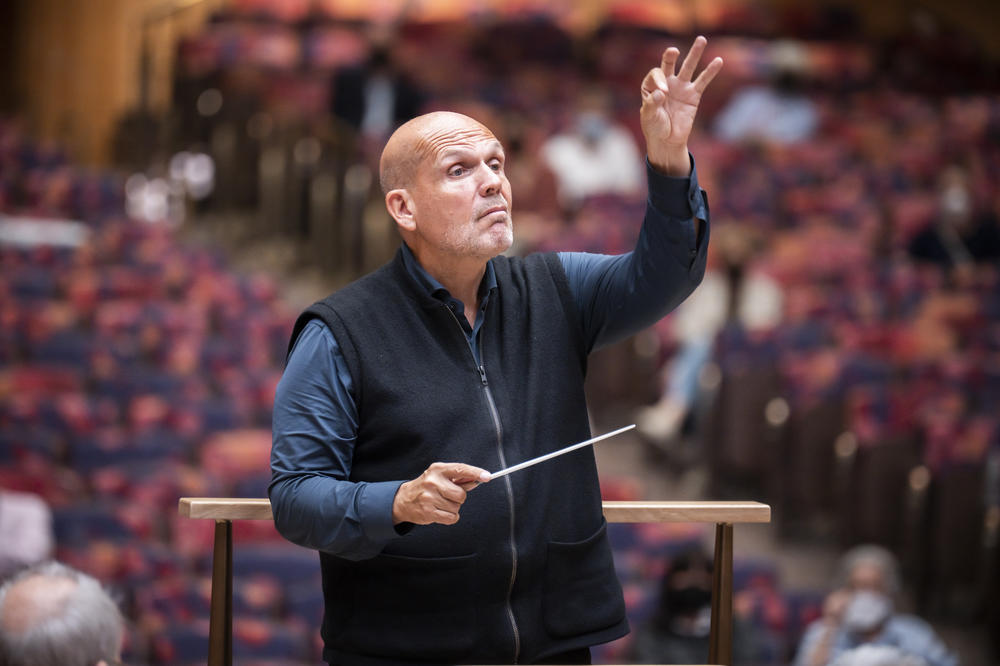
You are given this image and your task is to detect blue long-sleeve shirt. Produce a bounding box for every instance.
[270,158,709,560]
[794,614,958,666]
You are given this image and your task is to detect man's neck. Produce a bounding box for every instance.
[411,247,488,321]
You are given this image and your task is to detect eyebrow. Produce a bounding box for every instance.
[438,142,505,164]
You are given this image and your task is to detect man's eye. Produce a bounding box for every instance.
[489,161,502,172]
[449,166,465,177]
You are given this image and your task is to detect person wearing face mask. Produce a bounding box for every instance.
[793,545,957,666]
[539,85,643,217]
[630,549,762,665]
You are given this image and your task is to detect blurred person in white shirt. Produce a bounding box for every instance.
[0,490,53,579]
[541,86,643,215]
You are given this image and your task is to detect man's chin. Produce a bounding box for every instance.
[492,226,514,254]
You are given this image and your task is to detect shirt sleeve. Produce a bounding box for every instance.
[558,155,710,352]
[269,319,404,561]
[887,616,958,666]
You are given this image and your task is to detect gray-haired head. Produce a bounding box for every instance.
[834,544,903,598]
[0,561,124,666]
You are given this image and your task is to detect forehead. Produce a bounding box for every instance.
[849,562,886,587]
[417,119,502,163]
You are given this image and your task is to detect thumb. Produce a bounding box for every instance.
[641,88,664,113]
[447,464,491,484]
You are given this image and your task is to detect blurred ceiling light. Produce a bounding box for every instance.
[834,431,858,459]
[169,151,216,200]
[126,175,171,223]
[908,465,931,492]
[765,397,790,427]
[197,88,223,117]
[293,137,322,167]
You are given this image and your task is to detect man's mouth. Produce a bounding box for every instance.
[479,204,508,219]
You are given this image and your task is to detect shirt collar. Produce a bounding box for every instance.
[399,242,498,304]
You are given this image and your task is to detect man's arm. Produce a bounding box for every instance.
[558,37,721,351]
[269,320,403,561]
[270,320,490,560]
[558,157,708,351]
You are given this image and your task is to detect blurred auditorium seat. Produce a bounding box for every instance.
[704,360,783,498]
[836,432,921,552]
[923,462,988,619]
[774,396,846,537]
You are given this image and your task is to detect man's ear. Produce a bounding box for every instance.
[385,189,416,232]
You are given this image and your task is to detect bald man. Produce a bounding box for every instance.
[271,37,722,665]
[0,561,124,666]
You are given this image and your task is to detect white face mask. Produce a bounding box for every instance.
[940,185,972,219]
[842,590,893,633]
[670,604,712,638]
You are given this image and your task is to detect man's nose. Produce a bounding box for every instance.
[479,163,502,195]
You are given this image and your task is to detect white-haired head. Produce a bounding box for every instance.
[0,561,124,666]
[835,544,903,598]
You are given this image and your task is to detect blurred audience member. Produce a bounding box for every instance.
[630,548,762,665]
[540,86,642,215]
[0,490,54,579]
[330,30,426,145]
[714,40,819,144]
[636,225,782,445]
[794,545,957,666]
[831,644,928,666]
[0,561,124,666]
[908,165,1000,272]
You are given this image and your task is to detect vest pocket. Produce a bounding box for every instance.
[343,551,479,660]
[542,519,626,638]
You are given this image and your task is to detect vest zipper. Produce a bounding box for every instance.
[478,363,521,664]
[443,306,521,664]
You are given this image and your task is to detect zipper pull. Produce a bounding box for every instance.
[478,365,488,386]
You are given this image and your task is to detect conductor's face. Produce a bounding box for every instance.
[382,112,514,263]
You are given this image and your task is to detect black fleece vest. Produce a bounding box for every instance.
[289,248,627,665]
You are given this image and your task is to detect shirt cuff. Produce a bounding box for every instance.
[646,154,707,221]
[358,480,407,543]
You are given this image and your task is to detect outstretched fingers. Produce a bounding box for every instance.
[693,56,724,94]
[677,35,708,82]
[660,46,680,78]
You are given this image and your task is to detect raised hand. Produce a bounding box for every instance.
[392,462,490,526]
[641,36,723,177]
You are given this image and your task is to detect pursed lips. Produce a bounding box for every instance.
[478,204,508,219]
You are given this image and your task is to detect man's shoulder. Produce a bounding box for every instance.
[886,613,936,636]
[491,252,565,283]
[289,259,403,351]
[313,259,402,311]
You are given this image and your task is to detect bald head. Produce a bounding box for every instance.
[379,111,499,193]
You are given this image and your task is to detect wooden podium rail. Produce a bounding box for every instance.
[178,498,770,666]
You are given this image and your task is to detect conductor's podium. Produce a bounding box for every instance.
[178,498,770,666]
